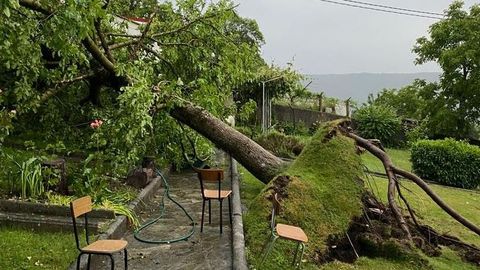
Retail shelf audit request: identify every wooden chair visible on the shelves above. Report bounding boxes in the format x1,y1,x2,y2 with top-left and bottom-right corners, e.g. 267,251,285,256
195,168,232,234
70,196,128,270
261,193,308,268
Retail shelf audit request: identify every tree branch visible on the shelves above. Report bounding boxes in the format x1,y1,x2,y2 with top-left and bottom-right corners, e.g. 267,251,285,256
19,0,116,74
343,129,412,240
82,37,116,74
393,167,480,236
341,127,480,237
18,0,51,15
94,20,115,63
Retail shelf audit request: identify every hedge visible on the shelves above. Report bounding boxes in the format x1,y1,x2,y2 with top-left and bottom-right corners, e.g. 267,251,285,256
411,139,480,189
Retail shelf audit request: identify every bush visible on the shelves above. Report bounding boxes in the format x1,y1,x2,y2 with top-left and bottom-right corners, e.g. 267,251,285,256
353,105,402,147
255,131,304,158
411,139,480,189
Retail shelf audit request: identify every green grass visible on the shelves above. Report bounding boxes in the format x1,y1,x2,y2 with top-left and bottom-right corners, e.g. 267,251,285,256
0,226,78,269
361,148,412,172
361,147,480,246
240,139,479,269
368,176,480,247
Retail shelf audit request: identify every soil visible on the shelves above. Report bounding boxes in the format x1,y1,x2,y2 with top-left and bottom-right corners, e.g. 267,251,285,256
313,192,480,267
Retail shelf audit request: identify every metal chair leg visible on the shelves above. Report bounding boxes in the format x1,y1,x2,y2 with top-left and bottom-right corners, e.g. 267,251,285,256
208,200,212,224
76,253,83,270
261,234,277,265
124,249,128,270
293,242,301,266
297,243,306,269
108,254,114,270
228,196,232,225
220,199,223,234
87,254,92,269
201,200,205,232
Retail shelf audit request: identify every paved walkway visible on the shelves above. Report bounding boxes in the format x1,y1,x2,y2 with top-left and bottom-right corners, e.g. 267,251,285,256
96,170,233,269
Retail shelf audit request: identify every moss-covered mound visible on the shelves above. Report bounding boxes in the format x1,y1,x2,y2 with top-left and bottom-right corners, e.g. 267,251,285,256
244,123,365,268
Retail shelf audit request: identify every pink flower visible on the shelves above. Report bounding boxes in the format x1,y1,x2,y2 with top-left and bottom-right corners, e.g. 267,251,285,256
90,119,103,129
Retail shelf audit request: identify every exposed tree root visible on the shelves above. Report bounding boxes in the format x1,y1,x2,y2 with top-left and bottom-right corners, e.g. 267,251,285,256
314,192,480,266
340,126,480,238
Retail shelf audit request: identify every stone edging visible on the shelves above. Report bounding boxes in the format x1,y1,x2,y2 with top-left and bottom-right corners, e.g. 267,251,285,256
230,156,248,270
68,167,169,270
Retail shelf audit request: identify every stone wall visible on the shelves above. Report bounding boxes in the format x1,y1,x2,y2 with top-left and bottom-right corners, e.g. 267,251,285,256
272,104,345,127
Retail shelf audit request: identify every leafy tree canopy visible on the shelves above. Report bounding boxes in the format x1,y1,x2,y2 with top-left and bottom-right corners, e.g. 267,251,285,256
413,1,480,138
367,79,427,119
0,0,266,173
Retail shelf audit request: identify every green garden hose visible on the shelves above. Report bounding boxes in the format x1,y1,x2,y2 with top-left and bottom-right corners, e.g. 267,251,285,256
133,169,195,244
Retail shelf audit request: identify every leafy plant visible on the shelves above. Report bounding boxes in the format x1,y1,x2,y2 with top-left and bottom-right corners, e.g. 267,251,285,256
9,156,45,199
255,131,304,158
46,191,72,206
100,199,139,228
353,105,402,147
411,139,480,189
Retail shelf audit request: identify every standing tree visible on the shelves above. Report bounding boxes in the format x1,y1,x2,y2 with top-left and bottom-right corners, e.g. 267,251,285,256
413,1,480,139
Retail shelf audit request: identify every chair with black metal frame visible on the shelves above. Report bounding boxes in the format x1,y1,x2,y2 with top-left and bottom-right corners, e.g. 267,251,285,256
194,168,232,234
70,196,128,270
261,193,308,269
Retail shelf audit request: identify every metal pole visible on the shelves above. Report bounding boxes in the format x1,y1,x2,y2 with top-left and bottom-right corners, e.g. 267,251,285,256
262,82,266,133
269,88,272,129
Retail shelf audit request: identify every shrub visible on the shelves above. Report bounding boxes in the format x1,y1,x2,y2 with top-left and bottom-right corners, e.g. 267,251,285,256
353,105,402,147
405,124,427,147
411,139,480,189
255,131,304,158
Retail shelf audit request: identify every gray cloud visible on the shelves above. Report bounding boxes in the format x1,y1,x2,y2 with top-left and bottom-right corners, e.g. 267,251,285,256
235,0,477,74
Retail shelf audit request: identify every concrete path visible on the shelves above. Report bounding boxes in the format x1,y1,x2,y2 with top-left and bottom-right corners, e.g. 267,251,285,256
96,171,233,269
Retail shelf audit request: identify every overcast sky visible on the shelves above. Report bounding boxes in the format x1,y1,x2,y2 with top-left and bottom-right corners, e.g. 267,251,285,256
234,0,477,74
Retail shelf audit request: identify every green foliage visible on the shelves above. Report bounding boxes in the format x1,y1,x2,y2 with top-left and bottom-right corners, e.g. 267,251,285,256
100,199,139,228
413,2,480,138
4,155,46,198
237,99,257,125
233,63,305,112
411,139,480,189
274,120,310,136
353,105,402,147
368,80,426,119
1,0,267,181
255,131,304,158
405,125,428,146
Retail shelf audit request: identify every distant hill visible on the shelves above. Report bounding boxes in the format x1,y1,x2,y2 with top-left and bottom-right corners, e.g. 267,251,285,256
304,72,441,102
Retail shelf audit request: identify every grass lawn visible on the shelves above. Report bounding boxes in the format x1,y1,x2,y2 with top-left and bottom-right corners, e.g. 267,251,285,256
360,148,480,247
361,148,412,172
0,226,78,269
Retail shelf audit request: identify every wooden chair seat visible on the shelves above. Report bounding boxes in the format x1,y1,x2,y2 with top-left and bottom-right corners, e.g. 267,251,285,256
276,223,308,243
203,189,232,199
82,239,128,254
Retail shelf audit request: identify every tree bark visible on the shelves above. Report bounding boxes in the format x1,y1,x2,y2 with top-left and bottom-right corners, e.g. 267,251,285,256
343,130,412,240
170,102,285,183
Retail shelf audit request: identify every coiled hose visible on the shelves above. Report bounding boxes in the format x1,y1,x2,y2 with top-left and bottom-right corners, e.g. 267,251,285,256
134,169,195,244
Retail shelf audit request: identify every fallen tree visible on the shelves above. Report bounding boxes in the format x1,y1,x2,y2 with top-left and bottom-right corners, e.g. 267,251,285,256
3,1,480,269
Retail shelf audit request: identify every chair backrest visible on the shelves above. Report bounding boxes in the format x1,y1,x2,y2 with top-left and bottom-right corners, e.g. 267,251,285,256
195,168,224,198
270,193,281,231
70,196,93,250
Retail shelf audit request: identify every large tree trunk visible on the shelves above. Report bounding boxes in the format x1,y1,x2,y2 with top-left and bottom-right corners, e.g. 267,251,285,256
170,102,285,183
